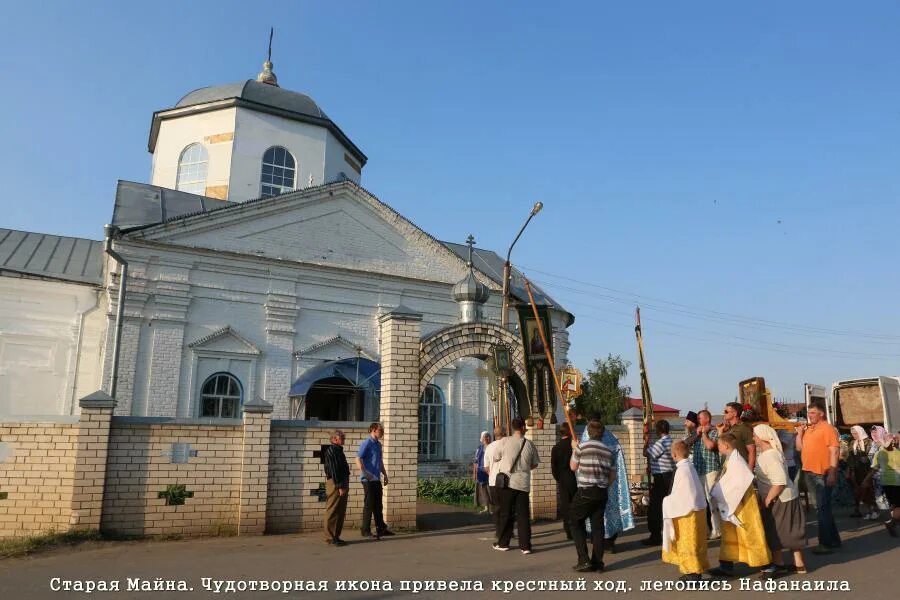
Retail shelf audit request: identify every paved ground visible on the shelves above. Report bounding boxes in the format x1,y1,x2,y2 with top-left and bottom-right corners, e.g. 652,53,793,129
1,503,897,600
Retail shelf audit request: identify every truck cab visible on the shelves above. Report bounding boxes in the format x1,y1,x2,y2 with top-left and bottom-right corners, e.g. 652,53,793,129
828,377,900,433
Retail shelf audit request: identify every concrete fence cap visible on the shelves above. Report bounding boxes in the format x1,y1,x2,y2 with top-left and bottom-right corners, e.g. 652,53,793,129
79,390,117,409
378,303,423,323
243,397,274,414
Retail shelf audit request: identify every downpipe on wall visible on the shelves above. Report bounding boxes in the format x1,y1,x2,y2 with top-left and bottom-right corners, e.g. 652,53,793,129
103,224,127,399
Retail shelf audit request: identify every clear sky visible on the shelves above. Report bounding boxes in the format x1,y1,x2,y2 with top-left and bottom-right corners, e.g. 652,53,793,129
2,1,900,412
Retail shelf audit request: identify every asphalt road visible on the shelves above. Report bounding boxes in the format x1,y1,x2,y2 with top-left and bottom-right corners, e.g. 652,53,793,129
1,504,897,600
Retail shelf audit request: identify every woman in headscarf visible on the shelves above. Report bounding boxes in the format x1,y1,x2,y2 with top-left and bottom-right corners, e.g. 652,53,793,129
580,419,635,552
473,431,492,514
847,425,876,519
709,433,771,577
752,424,808,576
866,427,900,537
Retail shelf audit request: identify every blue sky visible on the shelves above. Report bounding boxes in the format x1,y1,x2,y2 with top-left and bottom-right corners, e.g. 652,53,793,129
2,1,900,412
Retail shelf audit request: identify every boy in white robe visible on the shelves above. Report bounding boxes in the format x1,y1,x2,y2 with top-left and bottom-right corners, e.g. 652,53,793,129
709,433,772,576
662,440,710,581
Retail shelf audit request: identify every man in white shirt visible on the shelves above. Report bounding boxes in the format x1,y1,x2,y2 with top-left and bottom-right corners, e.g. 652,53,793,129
493,419,540,554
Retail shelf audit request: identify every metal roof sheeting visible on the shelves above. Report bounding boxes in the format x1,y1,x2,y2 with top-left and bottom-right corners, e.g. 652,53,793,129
176,80,328,119
0,229,103,285
112,180,231,230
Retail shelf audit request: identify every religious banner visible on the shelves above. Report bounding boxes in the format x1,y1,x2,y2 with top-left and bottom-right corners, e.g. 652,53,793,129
516,304,556,424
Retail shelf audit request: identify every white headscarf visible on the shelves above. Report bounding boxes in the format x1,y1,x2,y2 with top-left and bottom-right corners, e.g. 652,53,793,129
753,424,783,455
850,425,869,452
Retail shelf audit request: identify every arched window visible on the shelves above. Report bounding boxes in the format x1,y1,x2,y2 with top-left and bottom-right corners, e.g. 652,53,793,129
200,372,242,418
260,146,296,198
419,384,445,459
176,143,209,195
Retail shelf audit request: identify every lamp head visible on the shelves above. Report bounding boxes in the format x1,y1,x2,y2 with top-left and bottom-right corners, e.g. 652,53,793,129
531,201,543,216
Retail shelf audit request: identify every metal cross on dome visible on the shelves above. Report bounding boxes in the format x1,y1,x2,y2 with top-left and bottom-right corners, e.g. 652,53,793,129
465,234,475,266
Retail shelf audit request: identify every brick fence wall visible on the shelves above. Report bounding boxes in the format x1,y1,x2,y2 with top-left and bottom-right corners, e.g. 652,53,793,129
101,419,243,537
0,418,78,538
0,392,676,540
266,422,369,534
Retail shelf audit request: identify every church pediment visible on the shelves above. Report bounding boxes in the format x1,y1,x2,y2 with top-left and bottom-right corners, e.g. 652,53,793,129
188,326,260,355
295,335,375,362
125,182,499,288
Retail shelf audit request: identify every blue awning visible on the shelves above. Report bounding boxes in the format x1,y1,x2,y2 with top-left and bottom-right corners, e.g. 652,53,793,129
289,357,381,397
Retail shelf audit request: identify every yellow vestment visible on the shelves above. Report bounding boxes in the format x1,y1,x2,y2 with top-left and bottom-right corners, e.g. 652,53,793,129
719,488,772,567
661,509,710,574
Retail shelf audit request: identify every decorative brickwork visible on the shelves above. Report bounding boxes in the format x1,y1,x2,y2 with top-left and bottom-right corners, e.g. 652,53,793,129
101,419,243,537
419,323,526,394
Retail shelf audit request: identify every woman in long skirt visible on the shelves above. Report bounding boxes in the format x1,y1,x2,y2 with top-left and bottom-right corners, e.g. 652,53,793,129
752,425,807,577
848,426,876,519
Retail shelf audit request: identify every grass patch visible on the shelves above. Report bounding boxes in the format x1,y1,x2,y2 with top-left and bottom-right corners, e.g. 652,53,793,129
0,530,103,559
417,478,477,507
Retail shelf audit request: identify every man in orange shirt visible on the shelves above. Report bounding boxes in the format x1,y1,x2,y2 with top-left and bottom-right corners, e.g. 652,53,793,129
795,400,841,554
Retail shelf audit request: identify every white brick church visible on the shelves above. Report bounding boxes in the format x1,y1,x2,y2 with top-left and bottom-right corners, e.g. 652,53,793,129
0,56,573,474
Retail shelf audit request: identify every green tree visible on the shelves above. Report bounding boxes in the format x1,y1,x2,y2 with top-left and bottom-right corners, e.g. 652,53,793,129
576,354,631,426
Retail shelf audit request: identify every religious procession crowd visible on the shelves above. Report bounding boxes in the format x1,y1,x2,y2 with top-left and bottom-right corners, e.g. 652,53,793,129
469,400,900,580
311,403,899,582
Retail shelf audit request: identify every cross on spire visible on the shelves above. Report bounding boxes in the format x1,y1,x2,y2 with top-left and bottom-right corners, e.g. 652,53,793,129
465,234,475,266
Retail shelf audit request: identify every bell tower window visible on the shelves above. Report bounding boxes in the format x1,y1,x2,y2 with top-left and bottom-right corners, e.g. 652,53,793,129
260,146,296,198
175,143,209,195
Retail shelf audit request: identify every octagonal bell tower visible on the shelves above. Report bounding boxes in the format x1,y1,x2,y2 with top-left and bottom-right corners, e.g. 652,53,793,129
148,45,367,202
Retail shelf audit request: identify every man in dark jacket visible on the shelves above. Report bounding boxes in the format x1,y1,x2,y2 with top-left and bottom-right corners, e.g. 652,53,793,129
552,422,578,540
322,430,351,546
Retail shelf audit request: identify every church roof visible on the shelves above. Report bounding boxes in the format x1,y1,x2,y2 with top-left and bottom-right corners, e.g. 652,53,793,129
175,80,327,119
112,180,572,322
0,228,103,286
149,80,367,165
111,180,230,230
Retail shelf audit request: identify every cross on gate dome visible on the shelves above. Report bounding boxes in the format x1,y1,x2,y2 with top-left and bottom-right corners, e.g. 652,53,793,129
452,235,490,323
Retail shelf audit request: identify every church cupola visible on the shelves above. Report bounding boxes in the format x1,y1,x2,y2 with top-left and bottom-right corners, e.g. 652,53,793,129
148,31,366,203
452,235,490,323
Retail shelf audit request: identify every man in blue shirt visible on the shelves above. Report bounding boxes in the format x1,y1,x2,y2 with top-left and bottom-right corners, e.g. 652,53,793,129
356,422,393,539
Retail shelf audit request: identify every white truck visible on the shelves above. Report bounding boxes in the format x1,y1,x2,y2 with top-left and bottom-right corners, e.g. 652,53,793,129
826,377,900,433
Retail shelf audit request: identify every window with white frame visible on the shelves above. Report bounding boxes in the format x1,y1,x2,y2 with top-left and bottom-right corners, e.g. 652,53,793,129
418,384,445,459
260,146,296,198
200,372,242,418
176,143,209,194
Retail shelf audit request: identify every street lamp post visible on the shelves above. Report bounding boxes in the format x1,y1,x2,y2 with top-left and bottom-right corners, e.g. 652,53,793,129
498,201,543,428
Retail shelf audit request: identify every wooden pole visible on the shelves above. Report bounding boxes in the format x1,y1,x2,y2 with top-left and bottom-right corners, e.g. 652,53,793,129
523,279,576,438
635,306,654,483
